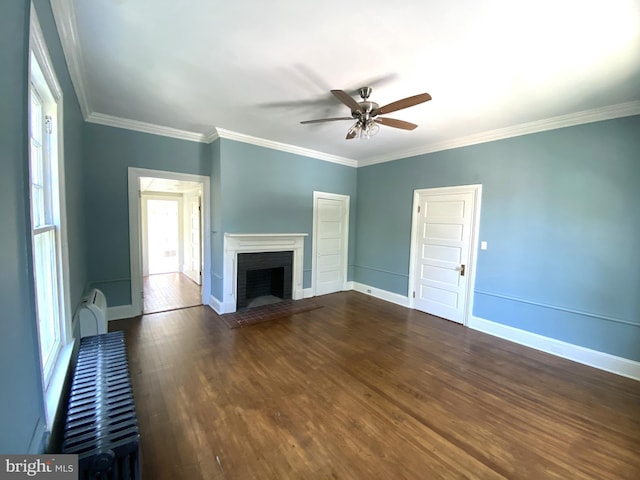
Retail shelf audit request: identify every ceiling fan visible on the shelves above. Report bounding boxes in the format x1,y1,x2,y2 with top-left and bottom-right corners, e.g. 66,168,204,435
300,87,432,140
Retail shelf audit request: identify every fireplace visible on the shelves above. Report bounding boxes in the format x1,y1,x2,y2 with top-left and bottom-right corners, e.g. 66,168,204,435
222,233,307,313
236,251,293,310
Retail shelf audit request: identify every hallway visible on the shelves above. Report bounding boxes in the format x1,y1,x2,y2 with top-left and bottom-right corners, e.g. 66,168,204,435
143,272,201,314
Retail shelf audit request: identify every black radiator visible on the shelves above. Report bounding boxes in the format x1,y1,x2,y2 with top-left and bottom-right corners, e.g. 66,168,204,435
62,331,140,479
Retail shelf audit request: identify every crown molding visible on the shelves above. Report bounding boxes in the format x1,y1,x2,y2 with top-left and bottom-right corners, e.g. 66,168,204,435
215,128,358,167
358,100,640,167
83,115,357,166
203,128,220,143
50,0,91,119
87,113,209,143
46,0,638,169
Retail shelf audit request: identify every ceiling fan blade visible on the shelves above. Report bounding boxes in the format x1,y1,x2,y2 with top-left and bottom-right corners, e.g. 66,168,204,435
375,93,432,115
331,89,362,113
300,117,353,124
375,117,418,131
346,129,357,140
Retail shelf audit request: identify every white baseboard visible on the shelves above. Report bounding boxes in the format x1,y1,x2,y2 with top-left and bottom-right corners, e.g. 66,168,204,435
351,282,410,308
108,283,639,381
208,295,224,315
468,315,640,381
349,283,639,381
107,304,139,321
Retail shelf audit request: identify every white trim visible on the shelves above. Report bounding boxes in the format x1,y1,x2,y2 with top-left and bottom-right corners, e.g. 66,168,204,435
351,282,410,308
128,168,211,317
30,5,76,431
311,191,350,296
303,288,314,299
83,115,359,166
30,6,73,342
88,112,209,143
208,295,223,315
50,0,91,119
407,184,482,326
349,282,640,381
47,0,639,172
222,233,308,314
42,340,74,433
468,316,640,381
358,101,640,167
203,128,220,143
216,128,357,167
107,304,139,321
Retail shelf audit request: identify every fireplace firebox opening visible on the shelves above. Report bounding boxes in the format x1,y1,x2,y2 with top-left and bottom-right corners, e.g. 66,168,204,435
236,251,293,310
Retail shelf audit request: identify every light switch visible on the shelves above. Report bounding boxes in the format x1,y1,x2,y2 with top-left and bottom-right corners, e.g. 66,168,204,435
480,241,488,250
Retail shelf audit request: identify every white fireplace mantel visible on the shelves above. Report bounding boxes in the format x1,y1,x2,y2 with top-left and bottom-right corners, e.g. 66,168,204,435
222,233,308,313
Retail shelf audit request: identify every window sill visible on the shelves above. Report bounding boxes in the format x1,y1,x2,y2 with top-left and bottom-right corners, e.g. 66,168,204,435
44,339,75,430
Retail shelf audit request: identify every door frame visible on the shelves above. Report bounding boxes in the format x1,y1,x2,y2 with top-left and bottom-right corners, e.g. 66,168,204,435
182,188,203,285
407,184,482,326
311,191,350,297
128,167,211,317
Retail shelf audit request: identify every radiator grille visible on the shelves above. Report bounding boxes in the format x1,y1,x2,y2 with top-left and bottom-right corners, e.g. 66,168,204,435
62,331,140,479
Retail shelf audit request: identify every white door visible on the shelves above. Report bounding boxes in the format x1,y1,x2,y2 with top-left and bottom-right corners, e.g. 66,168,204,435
313,192,349,296
410,187,478,324
185,196,202,285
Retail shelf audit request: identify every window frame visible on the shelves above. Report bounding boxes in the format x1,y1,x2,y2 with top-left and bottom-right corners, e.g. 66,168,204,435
29,3,74,429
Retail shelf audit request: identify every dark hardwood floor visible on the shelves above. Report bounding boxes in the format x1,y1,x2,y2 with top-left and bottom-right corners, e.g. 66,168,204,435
143,272,201,314
110,292,640,479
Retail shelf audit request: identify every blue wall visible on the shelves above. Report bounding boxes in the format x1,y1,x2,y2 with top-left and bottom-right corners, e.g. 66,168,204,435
1,0,635,457
216,139,358,295
82,131,358,307
355,116,640,361
0,0,88,453
83,124,211,305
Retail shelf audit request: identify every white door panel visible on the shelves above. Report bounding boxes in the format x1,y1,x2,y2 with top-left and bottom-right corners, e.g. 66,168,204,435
412,191,476,323
313,193,349,296
318,237,342,252
318,253,341,268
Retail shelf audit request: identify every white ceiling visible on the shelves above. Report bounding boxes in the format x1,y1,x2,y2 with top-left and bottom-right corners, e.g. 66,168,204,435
53,0,640,165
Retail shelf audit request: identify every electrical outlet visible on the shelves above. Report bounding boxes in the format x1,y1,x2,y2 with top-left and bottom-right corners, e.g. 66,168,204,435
366,289,372,294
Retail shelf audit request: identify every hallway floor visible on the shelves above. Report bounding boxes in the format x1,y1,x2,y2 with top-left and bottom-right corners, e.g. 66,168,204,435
143,272,201,314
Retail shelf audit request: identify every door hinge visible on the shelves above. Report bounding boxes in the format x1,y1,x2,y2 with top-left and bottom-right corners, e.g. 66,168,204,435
412,291,416,298
417,205,421,213
45,115,53,134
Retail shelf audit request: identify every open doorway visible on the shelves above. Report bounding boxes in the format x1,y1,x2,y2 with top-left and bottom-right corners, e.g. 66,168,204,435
140,177,203,314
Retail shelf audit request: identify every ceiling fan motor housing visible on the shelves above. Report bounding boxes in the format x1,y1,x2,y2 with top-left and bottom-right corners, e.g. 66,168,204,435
353,101,379,118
